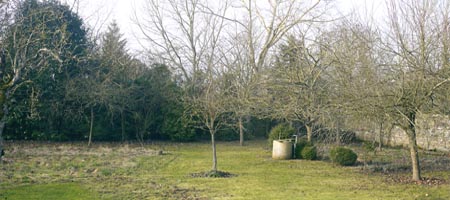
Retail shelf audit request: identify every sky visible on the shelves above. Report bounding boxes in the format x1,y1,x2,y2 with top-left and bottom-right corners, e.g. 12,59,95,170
63,0,385,53
63,0,142,51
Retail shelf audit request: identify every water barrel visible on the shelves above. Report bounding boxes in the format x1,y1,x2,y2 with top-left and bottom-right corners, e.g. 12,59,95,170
272,140,293,160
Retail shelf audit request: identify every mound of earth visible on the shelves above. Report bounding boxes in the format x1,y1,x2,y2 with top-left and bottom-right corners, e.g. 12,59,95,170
191,170,236,178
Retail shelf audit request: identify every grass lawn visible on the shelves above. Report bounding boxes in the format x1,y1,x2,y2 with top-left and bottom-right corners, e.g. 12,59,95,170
0,183,99,200
1,140,449,199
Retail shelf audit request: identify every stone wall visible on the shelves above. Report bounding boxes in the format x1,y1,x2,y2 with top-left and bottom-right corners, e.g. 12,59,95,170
355,114,450,152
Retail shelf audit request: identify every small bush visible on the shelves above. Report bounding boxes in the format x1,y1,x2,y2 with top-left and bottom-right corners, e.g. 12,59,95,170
267,123,295,146
363,141,376,153
330,147,358,166
295,139,312,159
301,146,317,160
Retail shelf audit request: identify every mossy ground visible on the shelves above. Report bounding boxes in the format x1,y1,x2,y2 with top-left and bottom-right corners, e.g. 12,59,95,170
0,140,449,199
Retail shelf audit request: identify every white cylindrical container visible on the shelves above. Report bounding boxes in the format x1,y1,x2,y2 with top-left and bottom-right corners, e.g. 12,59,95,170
272,140,293,160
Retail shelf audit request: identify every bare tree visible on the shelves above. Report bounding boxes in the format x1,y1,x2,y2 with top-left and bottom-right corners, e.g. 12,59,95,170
330,1,450,181
232,0,328,72
269,32,332,142
219,0,330,145
381,0,450,181
323,18,388,143
136,0,231,172
220,32,257,146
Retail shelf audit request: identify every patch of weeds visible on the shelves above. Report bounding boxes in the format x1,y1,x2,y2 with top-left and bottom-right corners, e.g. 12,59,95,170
366,163,411,174
5,172,14,180
21,176,33,183
100,168,113,176
55,161,68,171
191,170,236,178
421,156,450,171
385,175,447,186
19,165,33,173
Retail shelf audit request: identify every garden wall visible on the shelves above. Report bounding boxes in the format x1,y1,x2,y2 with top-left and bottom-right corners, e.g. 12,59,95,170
355,114,450,152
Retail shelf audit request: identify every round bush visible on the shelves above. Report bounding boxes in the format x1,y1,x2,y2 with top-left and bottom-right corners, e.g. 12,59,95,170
295,139,312,159
301,146,317,160
330,147,358,166
268,123,295,146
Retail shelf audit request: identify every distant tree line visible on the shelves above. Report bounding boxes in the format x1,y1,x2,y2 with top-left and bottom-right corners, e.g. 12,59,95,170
0,0,271,145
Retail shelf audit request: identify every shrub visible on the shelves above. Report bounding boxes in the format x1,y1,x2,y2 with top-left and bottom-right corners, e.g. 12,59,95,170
301,146,317,160
295,139,312,159
312,128,356,144
330,147,358,166
168,128,197,142
338,130,357,144
267,123,295,146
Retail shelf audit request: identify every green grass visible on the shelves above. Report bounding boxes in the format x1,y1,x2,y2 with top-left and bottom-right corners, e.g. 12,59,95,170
0,183,99,200
1,140,449,199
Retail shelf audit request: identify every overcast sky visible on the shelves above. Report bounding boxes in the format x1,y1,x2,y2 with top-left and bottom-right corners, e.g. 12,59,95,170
64,0,385,53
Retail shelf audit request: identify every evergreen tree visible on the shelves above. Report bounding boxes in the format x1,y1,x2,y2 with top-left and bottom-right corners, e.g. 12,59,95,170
99,20,132,141
1,0,89,147
131,63,195,142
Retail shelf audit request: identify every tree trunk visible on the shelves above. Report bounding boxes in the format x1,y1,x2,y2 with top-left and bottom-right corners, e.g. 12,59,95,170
403,112,421,181
408,132,421,181
88,107,94,147
0,89,9,159
305,124,312,142
239,116,244,146
378,122,383,151
335,129,340,146
0,120,5,160
211,131,217,172
121,110,125,141
406,115,421,181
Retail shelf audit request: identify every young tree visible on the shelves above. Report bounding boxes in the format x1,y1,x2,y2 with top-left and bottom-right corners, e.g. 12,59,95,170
137,0,231,172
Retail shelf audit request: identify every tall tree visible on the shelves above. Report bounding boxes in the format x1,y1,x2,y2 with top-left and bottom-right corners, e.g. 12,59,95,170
65,20,133,145
130,63,192,143
0,0,88,151
323,20,386,144
222,0,330,145
99,20,132,141
381,0,450,181
220,33,256,146
0,0,10,157
329,1,450,181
